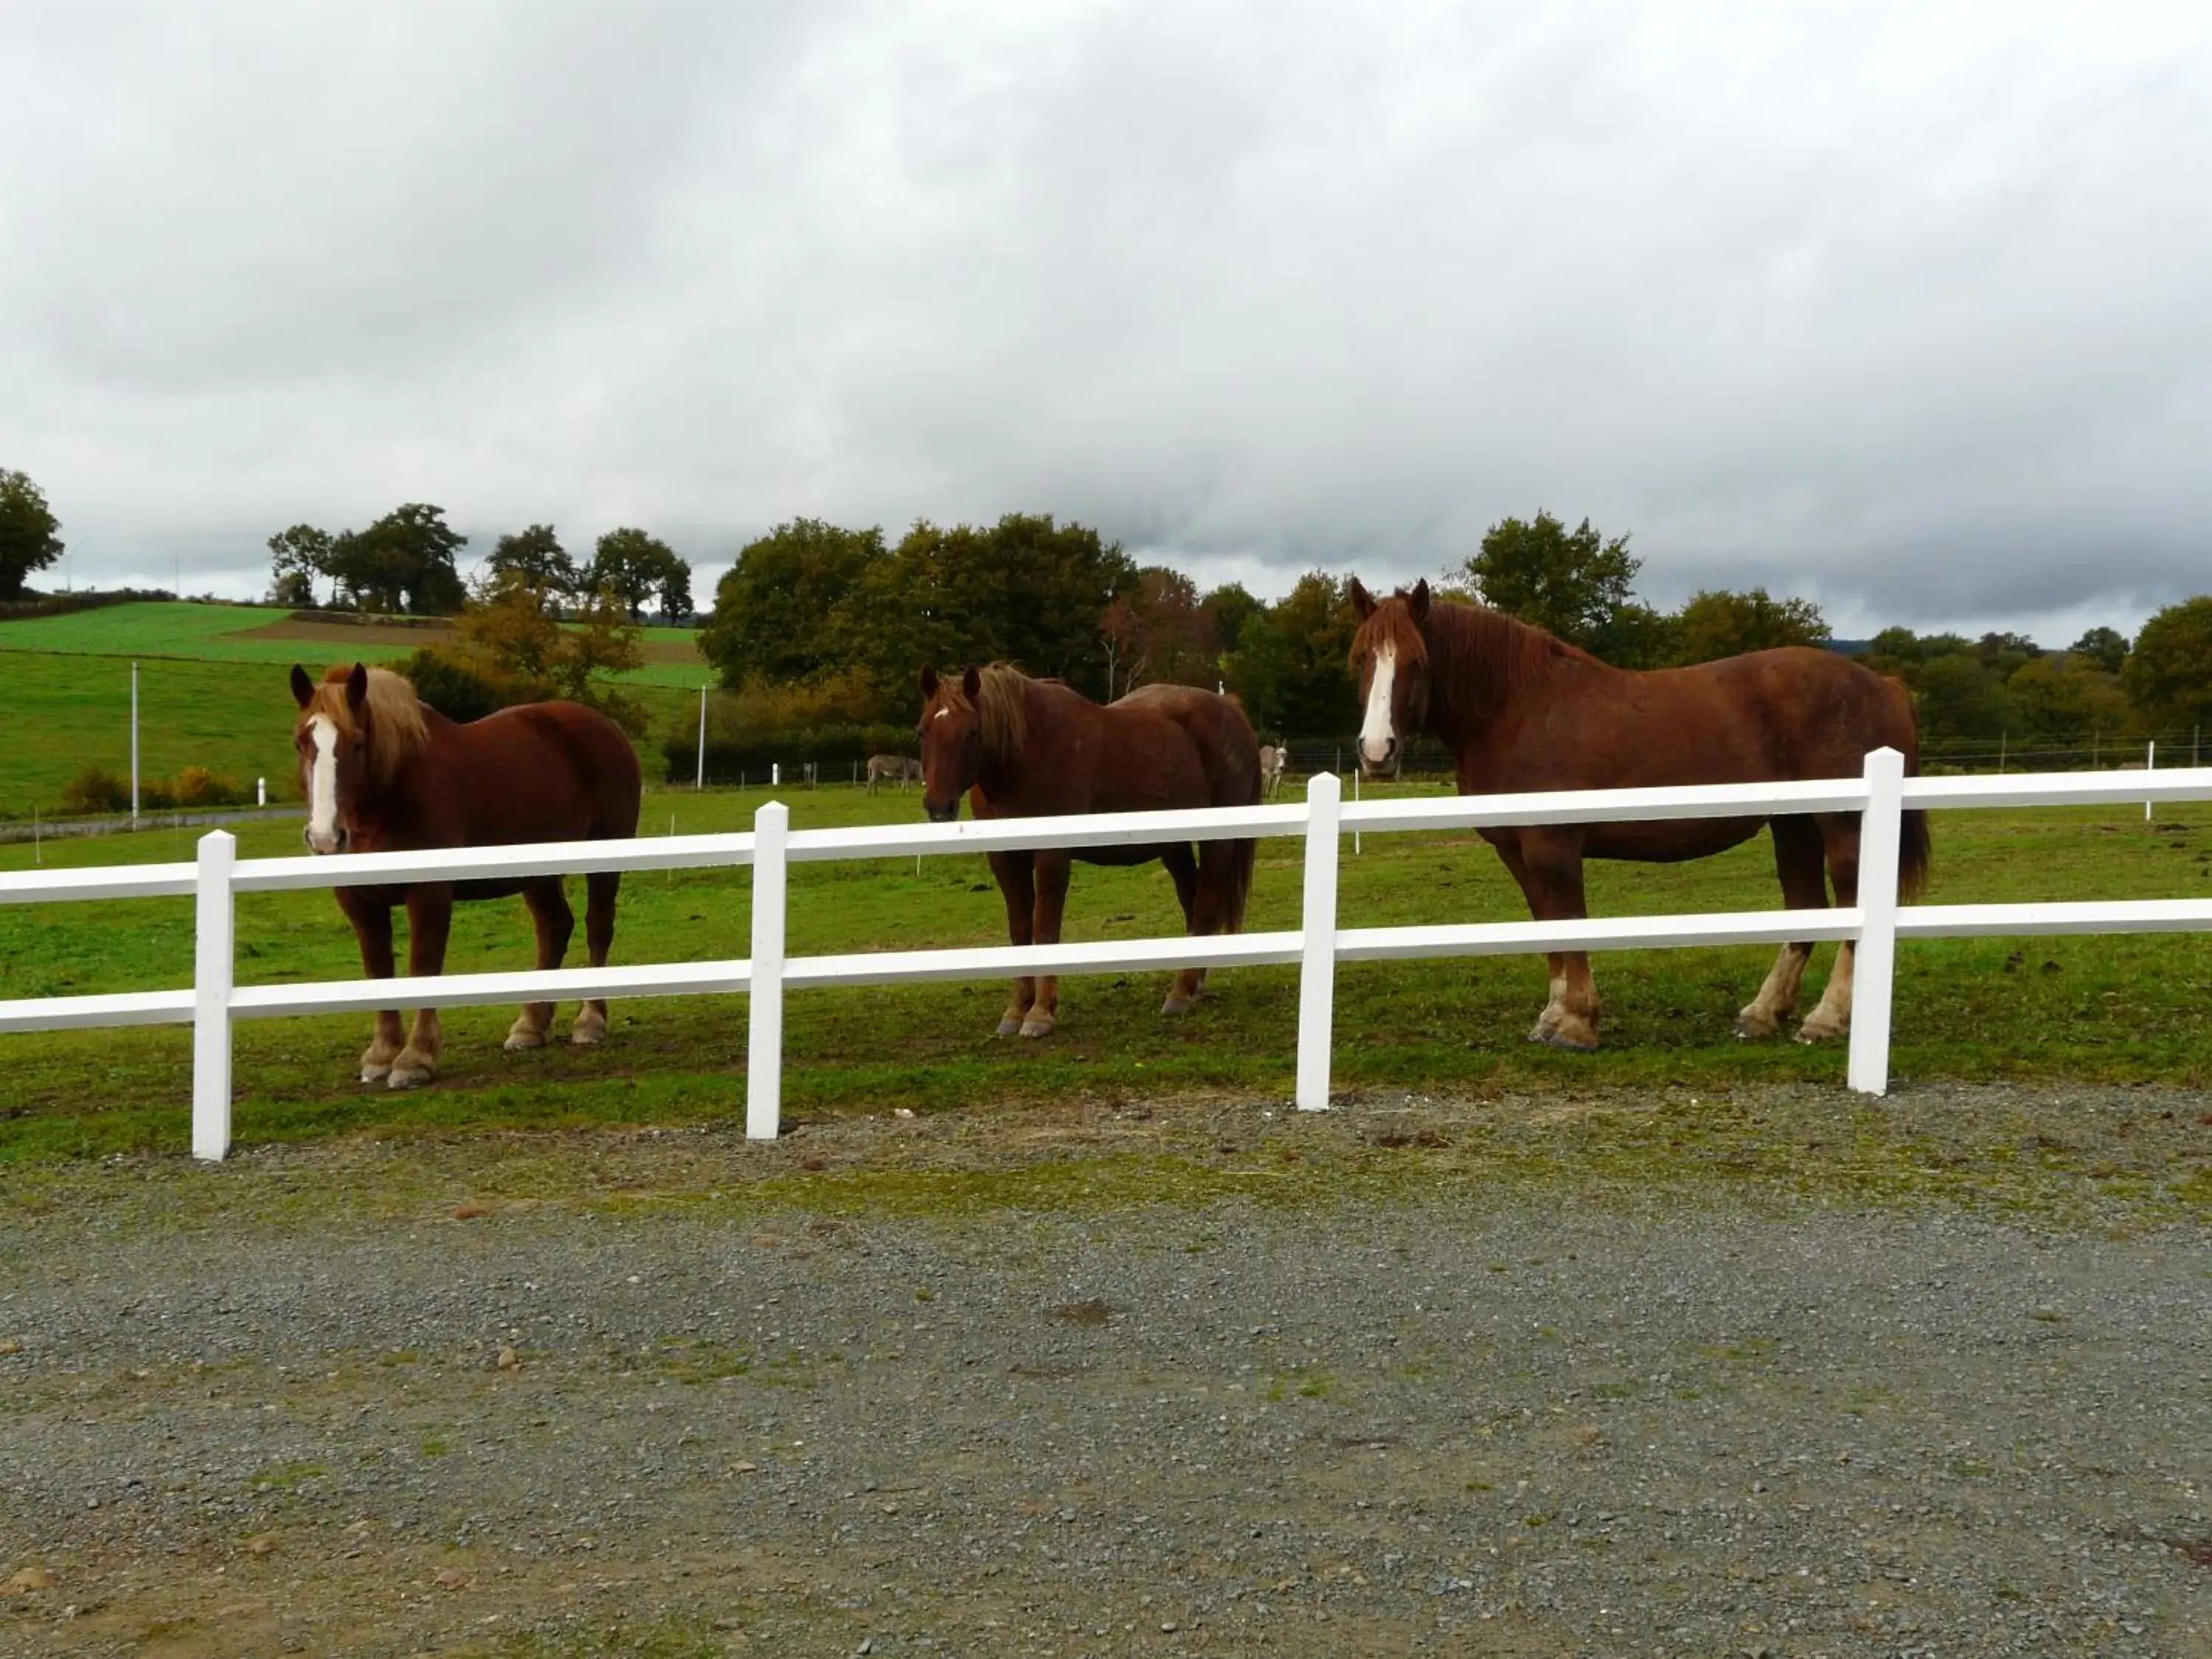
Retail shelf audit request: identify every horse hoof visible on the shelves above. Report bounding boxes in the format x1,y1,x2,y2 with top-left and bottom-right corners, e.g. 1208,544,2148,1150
386,1063,436,1091
359,1063,391,1084
504,1029,546,1053
1018,1016,1055,1040
1733,1012,1781,1041
1161,995,1194,1017
1539,1031,1599,1053
570,1018,608,1048
1795,1019,1845,1045
995,1016,1023,1038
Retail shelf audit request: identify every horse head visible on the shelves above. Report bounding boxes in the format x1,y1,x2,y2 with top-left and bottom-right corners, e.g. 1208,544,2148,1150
291,661,372,853
916,664,984,823
1349,577,1431,777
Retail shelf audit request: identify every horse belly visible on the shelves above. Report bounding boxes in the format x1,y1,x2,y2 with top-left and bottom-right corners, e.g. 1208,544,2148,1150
1074,843,1178,870
1582,816,1765,863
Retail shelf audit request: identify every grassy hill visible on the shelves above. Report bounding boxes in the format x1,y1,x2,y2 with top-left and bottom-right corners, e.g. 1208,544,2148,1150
0,602,706,817
0,601,712,686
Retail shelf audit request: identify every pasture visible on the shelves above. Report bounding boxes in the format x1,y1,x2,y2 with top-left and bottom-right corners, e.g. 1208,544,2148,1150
4,779,2211,1167
0,625,703,819
0,599,712,684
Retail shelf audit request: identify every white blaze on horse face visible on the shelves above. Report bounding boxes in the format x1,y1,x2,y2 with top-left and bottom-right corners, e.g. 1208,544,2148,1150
306,714,342,854
1358,645,1398,768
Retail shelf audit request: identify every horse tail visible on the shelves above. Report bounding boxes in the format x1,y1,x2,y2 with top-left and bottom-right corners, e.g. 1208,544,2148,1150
1885,673,1932,902
1227,833,1256,933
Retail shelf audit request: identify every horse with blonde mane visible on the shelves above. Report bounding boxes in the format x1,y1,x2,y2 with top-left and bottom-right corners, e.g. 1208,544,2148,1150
1347,581,1929,1050
289,662,643,1088
917,664,1261,1037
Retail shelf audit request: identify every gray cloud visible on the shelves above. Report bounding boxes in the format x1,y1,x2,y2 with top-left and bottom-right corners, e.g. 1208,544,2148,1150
4,0,2208,641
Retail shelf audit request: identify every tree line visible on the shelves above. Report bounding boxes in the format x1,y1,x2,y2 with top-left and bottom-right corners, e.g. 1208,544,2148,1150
7,462,2210,761
266,507,693,622
697,506,2212,752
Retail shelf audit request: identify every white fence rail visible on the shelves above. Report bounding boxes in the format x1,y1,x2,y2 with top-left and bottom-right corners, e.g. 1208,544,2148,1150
5,748,2212,1162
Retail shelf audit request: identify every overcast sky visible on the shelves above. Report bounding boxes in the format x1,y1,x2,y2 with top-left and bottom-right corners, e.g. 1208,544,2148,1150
3,1,2208,641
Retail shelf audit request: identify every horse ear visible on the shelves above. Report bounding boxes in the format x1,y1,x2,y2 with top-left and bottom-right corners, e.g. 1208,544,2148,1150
961,664,982,701
918,665,939,700
289,664,315,709
1408,578,1430,624
1350,579,1377,621
346,661,369,716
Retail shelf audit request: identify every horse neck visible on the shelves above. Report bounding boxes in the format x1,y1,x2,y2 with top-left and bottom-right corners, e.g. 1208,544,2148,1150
975,677,1060,801
1422,603,1568,748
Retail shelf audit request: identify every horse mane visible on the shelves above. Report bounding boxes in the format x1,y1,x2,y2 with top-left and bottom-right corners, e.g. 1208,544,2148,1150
1365,594,1583,730
306,666,431,785
933,662,1031,760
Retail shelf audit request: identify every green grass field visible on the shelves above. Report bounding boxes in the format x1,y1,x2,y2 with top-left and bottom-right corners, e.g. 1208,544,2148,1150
0,637,699,818
3,779,2208,1163
0,599,712,684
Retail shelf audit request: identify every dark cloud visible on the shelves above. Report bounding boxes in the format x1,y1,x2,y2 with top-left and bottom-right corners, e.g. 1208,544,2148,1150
3,1,2206,640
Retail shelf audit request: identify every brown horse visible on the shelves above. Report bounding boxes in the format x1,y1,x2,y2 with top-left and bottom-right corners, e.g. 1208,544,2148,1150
917,664,1262,1037
290,663,643,1087
1347,581,1929,1049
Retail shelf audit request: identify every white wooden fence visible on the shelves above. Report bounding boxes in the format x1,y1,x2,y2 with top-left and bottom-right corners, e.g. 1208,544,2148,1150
4,747,2212,1163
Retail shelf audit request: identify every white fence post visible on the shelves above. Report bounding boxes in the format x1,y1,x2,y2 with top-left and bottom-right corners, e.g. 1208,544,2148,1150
1847,747,1905,1096
2146,739,2155,823
1295,771,1343,1111
746,801,789,1140
191,830,237,1161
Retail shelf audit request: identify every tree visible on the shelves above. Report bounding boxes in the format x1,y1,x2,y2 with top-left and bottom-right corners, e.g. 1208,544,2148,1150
1912,652,2014,741
436,567,648,734
326,504,467,614
2006,654,2132,743
2121,597,2212,732
2069,625,2130,675
265,524,335,608
0,468,64,599
1200,582,1264,656
1221,571,1359,737
1973,630,2040,684
873,513,1137,700
698,519,885,689
1458,510,1640,652
487,524,578,607
1671,587,1829,664
582,527,691,622
1101,566,1215,695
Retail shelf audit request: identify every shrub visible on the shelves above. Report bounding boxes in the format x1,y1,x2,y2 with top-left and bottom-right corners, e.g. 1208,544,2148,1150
59,765,130,815
394,646,543,724
173,765,247,808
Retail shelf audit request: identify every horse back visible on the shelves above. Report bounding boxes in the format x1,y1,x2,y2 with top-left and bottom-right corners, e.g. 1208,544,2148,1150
416,701,643,846
1103,684,1263,809
1495,647,1916,790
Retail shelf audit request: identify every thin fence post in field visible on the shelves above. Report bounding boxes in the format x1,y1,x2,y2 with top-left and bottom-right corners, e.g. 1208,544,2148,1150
746,800,789,1141
1295,771,1343,1112
1847,747,1905,1097
2146,740,2155,823
192,830,237,1162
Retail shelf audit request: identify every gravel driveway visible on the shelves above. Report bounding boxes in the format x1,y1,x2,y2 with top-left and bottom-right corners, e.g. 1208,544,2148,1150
1,1082,2208,1658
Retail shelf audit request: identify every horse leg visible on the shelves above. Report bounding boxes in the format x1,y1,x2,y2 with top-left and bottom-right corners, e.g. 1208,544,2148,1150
990,850,1037,1037
1737,817,1826,1039
506,878,572,1051
1160,843,1203,1013
1020,850,1072,1039
1798,815,1863,1042
571,871,621,1046
340,889,405,1083
389,885,453,1089
1496,830,1600,1050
